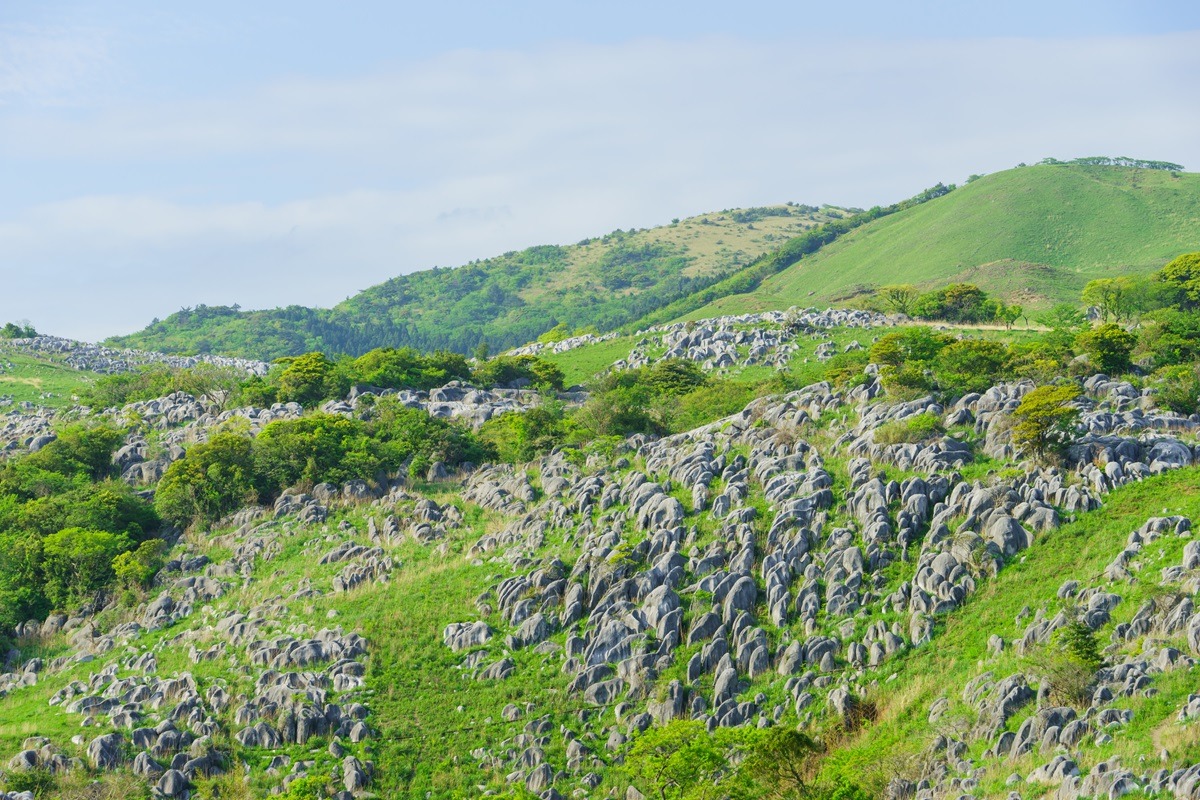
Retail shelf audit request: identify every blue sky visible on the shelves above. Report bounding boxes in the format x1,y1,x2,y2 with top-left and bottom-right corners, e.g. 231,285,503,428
3,1,1200,340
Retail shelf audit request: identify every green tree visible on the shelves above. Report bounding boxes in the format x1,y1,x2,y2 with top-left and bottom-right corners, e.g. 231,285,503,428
877,284,919,315
868,328,953,367
1034,620,1104,707
624,720,735,800
276,352,344,405
254,413,379,494
933,339,1010,395
41,527,132,609
112,540,168,591
739,726,822,799
537,322,572,344
1076,322,1137,374
644,359,708,396
1010,384,1081,458
1157,251,1200,309
478,403,569,464
155,433,259,528
1081,278,1132,322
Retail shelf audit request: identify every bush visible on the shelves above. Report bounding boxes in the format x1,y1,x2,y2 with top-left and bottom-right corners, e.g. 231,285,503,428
1152,364,1200,415
874,412,945,445
911,283,994,323
933,339,1010,395
478,403,570,464
254,414,379,494
1010,384,1081,458
41,527,133,609
276,352,346,406
472,355,565,391
1076,323,1137,374
351,347,471,391
869,328,953,366
155,433,259,528
1035,620,1104,707
670,380,755,432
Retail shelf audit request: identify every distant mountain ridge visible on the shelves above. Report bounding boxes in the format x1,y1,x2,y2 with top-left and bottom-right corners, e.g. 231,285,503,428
108,205,847,361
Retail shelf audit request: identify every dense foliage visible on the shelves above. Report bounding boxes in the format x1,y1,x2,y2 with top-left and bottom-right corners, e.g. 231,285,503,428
0,425,161,627
0,322,38,339
82,347,564,410
156,402,491,529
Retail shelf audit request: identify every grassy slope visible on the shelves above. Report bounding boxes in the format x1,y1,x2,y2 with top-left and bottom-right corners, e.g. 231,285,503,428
683,165,1200,319
827,467,1200,793
108,206,847,361
0,348,96,407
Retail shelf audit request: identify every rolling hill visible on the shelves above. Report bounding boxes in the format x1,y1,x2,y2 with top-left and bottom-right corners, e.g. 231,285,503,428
678,162,1200,320
109,162,1200,363
107,204,848,361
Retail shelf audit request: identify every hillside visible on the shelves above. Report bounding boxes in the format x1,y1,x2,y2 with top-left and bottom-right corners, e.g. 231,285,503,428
107,205,847,361
4,292,1200,797
679,163,1200,319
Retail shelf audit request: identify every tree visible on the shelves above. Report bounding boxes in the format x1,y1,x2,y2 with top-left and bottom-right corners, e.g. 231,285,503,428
41,527,132,609
624,721,734,800
276,352,342,406
1010,384,1081,458
155,433,259,528
739,726,822,799
1157,251,1200,309
933,339,1010,395
1076,323,1137,374
998,303,1022,330
877,284,919,316
1081,278,1134,322
1033,619,1104,707
537,322,571,344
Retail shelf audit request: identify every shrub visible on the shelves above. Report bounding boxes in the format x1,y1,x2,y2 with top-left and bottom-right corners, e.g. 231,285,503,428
472,355,565,391
478,403,570,464
1035,620,1104,707
874,412,945,445
1076,323,1137,374
670,380,755,432
155,433,259,528
254,414,379,494
1010,384,1081,458
869,328,953,366
1151,364,1200,415
41,527,133,609
933,339,1010,395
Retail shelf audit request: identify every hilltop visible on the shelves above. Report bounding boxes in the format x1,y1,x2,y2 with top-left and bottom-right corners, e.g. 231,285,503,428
108,204,848,361
680,163,1200,319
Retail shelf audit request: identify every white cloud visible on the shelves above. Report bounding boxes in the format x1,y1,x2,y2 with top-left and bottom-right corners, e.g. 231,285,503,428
1,33,1199,340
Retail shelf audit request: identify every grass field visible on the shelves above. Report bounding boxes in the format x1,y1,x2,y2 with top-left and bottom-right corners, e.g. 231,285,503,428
683,164,1200,320
0,348,96,407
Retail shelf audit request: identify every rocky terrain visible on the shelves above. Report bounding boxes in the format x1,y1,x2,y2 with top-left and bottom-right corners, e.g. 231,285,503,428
1,313,1199,799
0,337,270,377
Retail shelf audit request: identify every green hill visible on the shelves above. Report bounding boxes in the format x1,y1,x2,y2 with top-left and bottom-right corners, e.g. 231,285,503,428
677,163,1200,319
107,205,847,361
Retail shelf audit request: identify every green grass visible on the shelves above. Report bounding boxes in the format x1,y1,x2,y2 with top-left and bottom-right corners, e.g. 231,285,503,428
821,467,1200,792
685,164,1200,319
0,349,96,407
542,334,641,386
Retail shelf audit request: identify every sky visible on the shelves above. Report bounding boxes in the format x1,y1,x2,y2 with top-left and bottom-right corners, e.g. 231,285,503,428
2,1,1200,341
